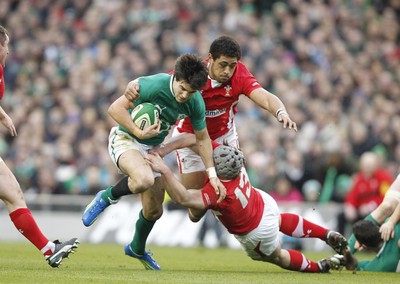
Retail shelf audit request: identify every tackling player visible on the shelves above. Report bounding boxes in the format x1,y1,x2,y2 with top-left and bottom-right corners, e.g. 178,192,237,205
124,36,297,190
0,25,78,268
145,144,348,273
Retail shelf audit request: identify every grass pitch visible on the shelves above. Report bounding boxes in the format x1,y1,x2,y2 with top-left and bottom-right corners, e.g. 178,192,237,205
0,242,397,284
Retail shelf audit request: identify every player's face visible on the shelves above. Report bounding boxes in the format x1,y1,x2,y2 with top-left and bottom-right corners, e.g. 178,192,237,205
173,79,197,103
207,54,238,83
0,34,9,67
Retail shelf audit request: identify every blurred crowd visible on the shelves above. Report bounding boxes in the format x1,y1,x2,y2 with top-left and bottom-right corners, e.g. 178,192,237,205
0,0,399,211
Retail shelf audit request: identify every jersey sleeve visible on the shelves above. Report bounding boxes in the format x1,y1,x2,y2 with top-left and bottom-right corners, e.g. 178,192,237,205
201,183,219,209
236,63,262,97
136,76,159,103
188,93,206,131
356,258,393,272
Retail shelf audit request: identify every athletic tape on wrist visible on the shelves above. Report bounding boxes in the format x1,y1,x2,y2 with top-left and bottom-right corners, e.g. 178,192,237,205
206,167,217,179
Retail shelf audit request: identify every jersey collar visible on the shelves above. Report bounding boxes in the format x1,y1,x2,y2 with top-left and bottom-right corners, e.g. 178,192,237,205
209,76,222,88
170,74,176,97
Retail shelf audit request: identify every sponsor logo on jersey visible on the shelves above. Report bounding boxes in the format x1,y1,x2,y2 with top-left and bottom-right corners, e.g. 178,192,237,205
205,108,226,117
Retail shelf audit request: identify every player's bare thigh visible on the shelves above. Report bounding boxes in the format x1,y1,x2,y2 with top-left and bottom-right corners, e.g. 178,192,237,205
181,171,207,189
0,160,26,211
118,149,155,193
140,177,165,221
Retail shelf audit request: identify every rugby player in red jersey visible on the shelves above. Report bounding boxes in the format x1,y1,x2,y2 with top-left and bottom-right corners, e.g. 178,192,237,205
0,25,78,268
125,36,297,190
145,144,347,273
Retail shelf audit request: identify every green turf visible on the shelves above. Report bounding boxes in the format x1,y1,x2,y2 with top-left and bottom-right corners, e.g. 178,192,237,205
0,242,397,284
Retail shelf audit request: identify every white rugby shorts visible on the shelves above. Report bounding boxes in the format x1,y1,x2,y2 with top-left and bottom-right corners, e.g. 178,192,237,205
234,189,281,260
174,126,239,174
107,126,160,177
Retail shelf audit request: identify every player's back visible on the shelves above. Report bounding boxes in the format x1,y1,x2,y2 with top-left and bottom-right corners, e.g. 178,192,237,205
201,169,264,235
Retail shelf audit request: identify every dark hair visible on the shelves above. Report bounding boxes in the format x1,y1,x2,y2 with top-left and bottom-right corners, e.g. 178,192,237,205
174,54,208,90
353,220,382,248
209,36,241,60
0,25,9,46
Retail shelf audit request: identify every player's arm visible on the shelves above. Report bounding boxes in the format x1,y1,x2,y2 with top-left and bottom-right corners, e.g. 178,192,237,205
380,200,400,241
249,88,297,131
145,153,206,210
194,128,226,202
0,105,17,136
124,79,140,107
150,132,197,157
108,95,160,140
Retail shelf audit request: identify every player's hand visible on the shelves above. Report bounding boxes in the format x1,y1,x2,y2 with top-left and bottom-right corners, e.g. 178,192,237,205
380,220,395,241
343,248,357,270
140,120,161,139
145,153,169,174
124,80,140,107
277,113,297,132
209,177,226,203
0,114,17,136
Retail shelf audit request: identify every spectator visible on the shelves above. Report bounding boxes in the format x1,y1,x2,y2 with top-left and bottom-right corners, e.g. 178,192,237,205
269,175,303,203
0,0,398,197
337,152,394,236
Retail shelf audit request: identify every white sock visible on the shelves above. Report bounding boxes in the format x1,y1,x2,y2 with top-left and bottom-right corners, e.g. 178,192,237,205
41,241,56,255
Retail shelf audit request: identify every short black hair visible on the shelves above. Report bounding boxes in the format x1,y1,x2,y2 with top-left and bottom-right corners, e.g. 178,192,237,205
0,25,9,46
353,220,382,248
174,53,208,90
209,36,241,60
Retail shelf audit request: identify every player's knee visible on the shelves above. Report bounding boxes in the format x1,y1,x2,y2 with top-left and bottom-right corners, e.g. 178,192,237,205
128,175,155,193
142,205,163,221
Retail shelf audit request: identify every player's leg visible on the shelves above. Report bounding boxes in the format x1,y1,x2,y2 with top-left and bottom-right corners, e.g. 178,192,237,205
0,160,78,267
83,127,156,226
279,213,348,254
264,246,340,273
347,174,400,253
236,190,335,273
125,177,164,270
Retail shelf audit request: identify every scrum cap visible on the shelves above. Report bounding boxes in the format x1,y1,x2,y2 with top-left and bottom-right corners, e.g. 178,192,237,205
213,145,244,179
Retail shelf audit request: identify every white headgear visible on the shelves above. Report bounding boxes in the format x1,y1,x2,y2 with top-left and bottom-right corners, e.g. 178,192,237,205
213,145,244,179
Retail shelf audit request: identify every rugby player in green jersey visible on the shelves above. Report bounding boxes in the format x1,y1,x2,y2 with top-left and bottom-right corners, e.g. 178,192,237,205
343,218,400,272
82,54,226,270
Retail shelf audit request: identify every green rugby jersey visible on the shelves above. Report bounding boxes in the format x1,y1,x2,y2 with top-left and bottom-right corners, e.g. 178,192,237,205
119,73,206,146
356,223,400,272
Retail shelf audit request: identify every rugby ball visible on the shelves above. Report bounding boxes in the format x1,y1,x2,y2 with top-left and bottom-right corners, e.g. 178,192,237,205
131,103,159,130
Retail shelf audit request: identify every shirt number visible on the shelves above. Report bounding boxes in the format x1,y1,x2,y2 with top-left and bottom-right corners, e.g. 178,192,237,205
234,171,251,209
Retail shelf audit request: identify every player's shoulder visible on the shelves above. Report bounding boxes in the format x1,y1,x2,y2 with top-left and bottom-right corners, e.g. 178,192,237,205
141,73,171,81
233,61,252,77
231,61,259,89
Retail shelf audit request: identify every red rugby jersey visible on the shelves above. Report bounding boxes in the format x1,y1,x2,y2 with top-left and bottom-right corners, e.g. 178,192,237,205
176,61,261,140
201,168,264,235
345,168,394,210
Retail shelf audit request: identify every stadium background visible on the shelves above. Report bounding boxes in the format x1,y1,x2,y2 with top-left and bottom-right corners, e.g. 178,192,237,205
0,0,399,248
